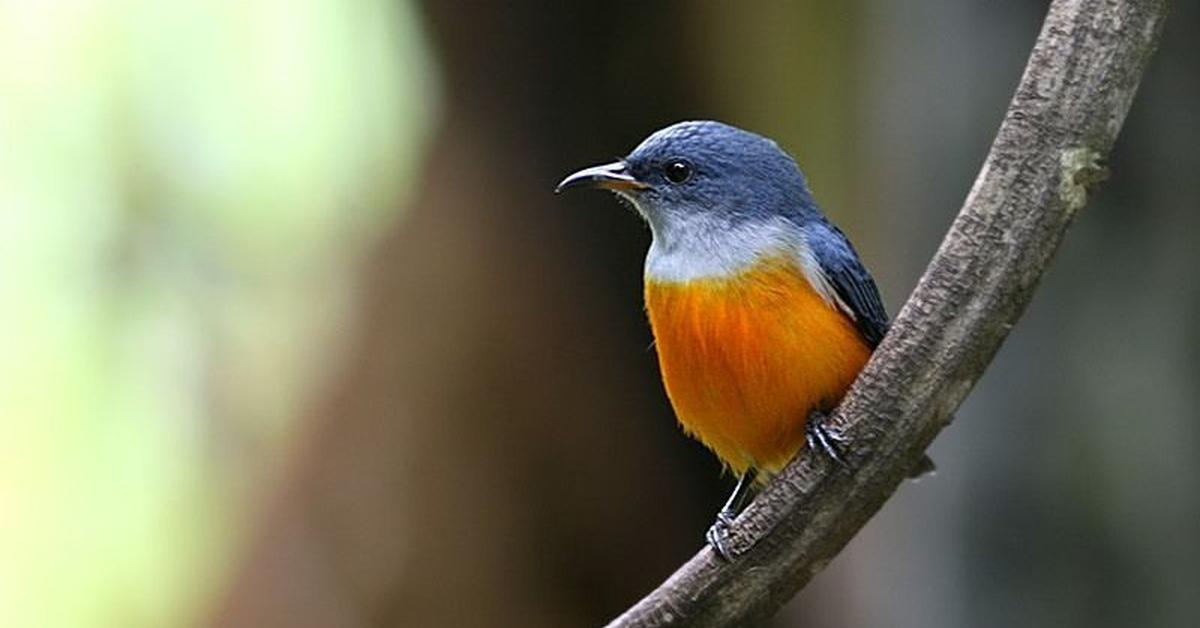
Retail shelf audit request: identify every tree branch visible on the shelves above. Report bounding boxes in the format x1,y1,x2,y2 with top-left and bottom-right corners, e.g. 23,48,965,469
606,1,1169,626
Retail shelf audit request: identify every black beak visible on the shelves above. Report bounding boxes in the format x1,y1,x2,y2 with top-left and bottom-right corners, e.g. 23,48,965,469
555,161,648,194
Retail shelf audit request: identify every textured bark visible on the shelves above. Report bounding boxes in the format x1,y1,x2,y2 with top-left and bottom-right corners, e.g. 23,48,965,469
607,1,1169,626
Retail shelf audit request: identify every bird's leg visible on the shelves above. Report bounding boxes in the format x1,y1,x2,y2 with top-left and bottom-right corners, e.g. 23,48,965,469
805,409,851,470
806,410,936,478
705,470,757,560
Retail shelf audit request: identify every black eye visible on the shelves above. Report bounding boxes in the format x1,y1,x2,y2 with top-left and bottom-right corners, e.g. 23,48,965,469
663,160,692,184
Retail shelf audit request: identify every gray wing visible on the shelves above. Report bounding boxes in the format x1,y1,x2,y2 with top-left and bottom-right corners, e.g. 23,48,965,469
807,221,889,348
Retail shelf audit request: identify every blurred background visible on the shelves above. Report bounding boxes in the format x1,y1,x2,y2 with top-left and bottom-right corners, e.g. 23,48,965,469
1,1,1196,627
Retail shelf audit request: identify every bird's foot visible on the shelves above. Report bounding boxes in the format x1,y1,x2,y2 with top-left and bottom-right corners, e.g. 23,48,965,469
705,510,737,561
805,410,851,471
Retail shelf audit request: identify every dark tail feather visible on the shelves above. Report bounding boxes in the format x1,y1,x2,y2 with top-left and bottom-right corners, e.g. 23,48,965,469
907,454,937,480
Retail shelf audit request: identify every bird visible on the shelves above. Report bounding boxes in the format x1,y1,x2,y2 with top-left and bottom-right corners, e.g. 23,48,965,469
556,121,930,558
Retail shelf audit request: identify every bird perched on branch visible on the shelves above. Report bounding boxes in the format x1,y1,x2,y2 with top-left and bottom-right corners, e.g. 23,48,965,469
557,121,930,558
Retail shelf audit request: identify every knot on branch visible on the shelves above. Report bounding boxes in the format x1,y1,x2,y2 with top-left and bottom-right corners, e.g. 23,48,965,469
1059,147,1109,212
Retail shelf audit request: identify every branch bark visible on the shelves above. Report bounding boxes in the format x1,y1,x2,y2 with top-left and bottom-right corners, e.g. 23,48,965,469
607,1,1169,626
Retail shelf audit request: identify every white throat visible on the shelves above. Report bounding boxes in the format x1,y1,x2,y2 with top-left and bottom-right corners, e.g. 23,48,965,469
643,214,800,280
642,213,847,314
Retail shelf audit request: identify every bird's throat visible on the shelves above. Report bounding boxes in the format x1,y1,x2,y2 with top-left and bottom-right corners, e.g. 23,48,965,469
643,216,807,283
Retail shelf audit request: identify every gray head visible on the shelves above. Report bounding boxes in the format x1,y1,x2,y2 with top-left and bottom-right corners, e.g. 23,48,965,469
557,121,822,234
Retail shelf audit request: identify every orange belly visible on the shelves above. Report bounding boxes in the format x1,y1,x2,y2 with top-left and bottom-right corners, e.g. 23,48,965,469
645,256,872,476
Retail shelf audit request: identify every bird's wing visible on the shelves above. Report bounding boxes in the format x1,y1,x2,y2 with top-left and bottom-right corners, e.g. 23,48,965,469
807,222,935,473
806,221,890,348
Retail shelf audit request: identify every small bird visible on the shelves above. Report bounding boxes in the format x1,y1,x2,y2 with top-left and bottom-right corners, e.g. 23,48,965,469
557,121,929,558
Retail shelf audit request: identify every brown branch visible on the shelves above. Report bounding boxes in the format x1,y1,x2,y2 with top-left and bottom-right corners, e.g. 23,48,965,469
606,1,1169,626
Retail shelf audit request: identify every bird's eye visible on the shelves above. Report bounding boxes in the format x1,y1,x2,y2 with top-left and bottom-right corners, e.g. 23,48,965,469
663,160,692,184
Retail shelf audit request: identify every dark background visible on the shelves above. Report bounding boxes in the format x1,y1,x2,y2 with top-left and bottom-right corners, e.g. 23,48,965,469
216,2,1200,626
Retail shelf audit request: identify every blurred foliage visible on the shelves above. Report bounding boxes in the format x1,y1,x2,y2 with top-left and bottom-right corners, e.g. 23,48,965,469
0,1,434,625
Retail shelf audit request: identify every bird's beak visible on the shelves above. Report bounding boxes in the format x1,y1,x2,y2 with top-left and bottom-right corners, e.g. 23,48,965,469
555,161,648,194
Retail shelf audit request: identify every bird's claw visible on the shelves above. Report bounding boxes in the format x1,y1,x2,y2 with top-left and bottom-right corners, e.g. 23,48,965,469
705,511,736,560
806,411,851,470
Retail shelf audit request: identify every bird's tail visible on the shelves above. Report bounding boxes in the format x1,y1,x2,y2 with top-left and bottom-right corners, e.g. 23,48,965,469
907,453,937,480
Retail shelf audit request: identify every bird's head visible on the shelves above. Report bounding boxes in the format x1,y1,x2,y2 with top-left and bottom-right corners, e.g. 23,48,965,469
557,121,819,238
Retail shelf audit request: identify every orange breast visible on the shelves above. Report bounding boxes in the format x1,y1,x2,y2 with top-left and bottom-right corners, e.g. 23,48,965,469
644,256,872,476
